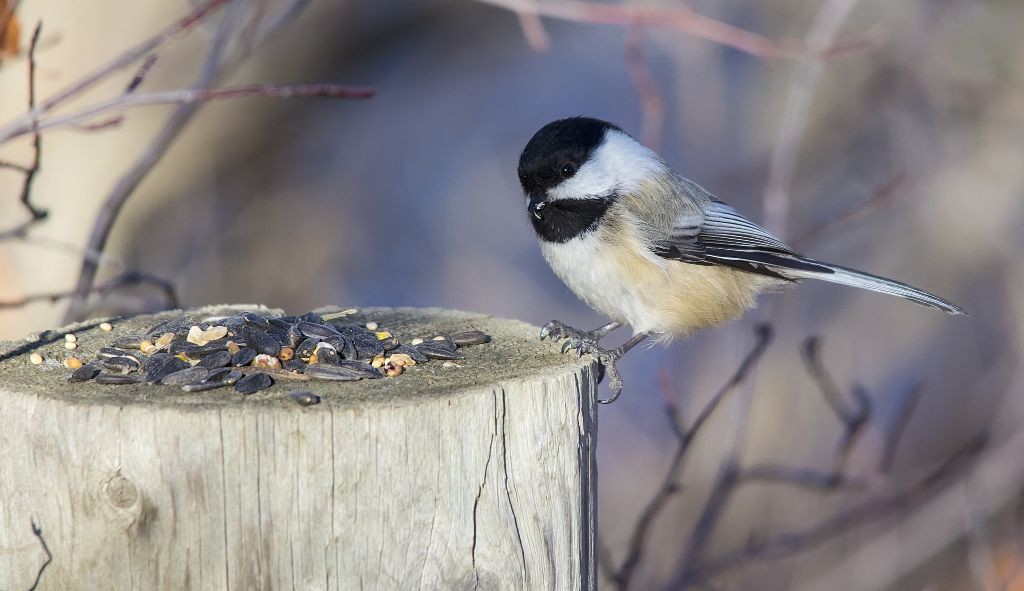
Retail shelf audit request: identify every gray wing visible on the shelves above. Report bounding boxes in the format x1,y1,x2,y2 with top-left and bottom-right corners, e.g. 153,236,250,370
652,198,831,281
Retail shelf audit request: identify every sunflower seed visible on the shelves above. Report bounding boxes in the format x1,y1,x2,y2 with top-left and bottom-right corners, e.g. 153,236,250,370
98,347,139,361
391,343,428,363
306,361,381,381
101,356,141,375
243,325,282,357
231,348,257,367
300,311,325,324
146,316,192,337
96,373,144,385
160,366,210,386
198,350,232,370
68,363,102,383
235,372,274,395
238,311,271,328
296,338,320,360
282,358,306,373
313,342,341,365
206,368,233,382
450,330,491,346
286,324,304,348
297,321,341,340
290,390,321,406
145,356,190,384
415,340,461,360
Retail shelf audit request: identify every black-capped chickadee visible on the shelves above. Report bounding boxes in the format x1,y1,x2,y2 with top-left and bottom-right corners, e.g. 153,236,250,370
518,116,965,403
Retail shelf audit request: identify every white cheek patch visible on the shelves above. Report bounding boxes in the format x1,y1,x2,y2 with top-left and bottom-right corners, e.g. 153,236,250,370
547,130,666,201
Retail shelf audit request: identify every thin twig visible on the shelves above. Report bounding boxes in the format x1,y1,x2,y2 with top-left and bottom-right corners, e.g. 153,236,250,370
792,170,909,249
474,0,876,60
608,325,774,589
516,8,550,52
0,83,374,142
877,381,925,474
762,0,863,240
27,518,52,591
740,463,866,492
689,433,987,581
624,27,664,151
0,270,179,310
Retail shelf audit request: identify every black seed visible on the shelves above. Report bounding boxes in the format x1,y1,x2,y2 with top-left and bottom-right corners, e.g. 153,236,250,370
242,325,282,357
286,324,304,348
282,358,306,373
305,361,381,381
392,343,428,363
181,380,230,392
68,363,102,383
415,340,462,360
268,317,294,332
450,330,491,346
206,368,233,381
145,356,189,384
141,352,171,370
314,342,341,365
235,372,273,395
95,372,144,385
297,321,341,340
98,347,139,361
169,341,203,357
101,356,141,374
224,369,243,384
231,348,257,367
296,338,320,360
379,336,401,351
299,311,325,324
110,335,147,349
238,311,271,329
290,390,321,406
160,366,210,386
198,350,231,370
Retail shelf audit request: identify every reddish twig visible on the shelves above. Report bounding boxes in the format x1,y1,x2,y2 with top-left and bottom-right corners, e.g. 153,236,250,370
605,325,774,590
792,170,910,249
624,27,664,151
516,8,550,52
475,0,877,60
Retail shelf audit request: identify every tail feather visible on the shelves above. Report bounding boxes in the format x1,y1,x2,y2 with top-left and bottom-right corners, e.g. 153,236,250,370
786,260,966,315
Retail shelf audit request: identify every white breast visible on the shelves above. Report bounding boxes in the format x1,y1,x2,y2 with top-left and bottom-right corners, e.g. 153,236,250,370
539,232,664,333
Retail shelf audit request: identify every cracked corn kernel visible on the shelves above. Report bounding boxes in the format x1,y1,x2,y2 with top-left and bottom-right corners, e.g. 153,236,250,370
99,322,113,332
371,355,385,368
64,341,77,350
375,331,392,340
383,362,404,377
29,352,43,365
279,347,294,361
226,340,240,355
64,357,83,369
410,338,424,346
386,353,415,367
432,336,446,341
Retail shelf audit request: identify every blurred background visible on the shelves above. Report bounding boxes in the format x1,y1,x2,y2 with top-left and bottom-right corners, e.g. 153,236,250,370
1,0,1022,588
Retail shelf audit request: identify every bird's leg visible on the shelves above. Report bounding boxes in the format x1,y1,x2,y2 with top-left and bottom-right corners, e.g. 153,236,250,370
539,319,621,344
564,331,651,404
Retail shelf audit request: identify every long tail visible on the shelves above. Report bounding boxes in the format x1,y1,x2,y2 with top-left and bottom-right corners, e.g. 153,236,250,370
784,259,966,315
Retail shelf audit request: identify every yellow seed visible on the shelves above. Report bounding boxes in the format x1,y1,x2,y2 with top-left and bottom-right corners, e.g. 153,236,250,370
140,339,154,352
155,332,175,349
365,321,379,331
64,341,78,350
375,331,392,340
99,322,113,332
175,353,191,363
64,333,77,343
387,353,415,367
433,336,446,341
410,338,424,346
29,352,44,365
371,355,386,368
186,326,204,345
64,357,83,369
226,340,240,355
308,353,318,365
279,347,294,361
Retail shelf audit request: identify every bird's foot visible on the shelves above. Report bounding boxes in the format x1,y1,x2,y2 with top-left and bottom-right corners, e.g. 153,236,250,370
539,320,606,344
557,336,626,404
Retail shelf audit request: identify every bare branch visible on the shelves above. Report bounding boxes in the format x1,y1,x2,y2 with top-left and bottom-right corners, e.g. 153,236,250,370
877,381,925,474
792,170,909,249
473,0,877,60
0,270,179,311
1,83,374,142
690,434,986,580
515,8,550,52
740,463,867,492
607,324,774,589
624,27,664,151
762,0,864,239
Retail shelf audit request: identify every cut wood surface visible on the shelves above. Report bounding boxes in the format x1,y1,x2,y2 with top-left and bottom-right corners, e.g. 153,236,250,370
0,305,599,590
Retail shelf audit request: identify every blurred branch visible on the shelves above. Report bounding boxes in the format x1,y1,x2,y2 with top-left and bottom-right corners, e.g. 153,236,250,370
605,324,774,590
762,0,864,240
624,27,664,151
801,336,871,474
474,0,879,60
515,8,550,52
0,22,46,242
0,84,374,142
0,270,179,311
690,434,986,581
877,381,925,474
791,170,909,249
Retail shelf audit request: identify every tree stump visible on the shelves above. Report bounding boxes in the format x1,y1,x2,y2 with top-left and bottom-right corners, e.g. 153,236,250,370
0,306,599,590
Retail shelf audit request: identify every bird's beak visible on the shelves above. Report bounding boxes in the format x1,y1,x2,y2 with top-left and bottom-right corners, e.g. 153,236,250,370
528,194,546,219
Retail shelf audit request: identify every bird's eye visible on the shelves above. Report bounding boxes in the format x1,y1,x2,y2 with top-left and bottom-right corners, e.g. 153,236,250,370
560,163,576,178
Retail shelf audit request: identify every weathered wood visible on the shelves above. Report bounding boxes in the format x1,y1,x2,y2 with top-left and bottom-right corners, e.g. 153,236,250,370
0,306,599,590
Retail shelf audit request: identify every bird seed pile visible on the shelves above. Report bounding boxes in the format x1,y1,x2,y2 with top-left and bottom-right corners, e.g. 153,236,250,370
49,309,491,403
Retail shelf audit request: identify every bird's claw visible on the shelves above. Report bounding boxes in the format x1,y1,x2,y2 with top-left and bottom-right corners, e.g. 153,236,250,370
540,320,600,343
541,319,628,403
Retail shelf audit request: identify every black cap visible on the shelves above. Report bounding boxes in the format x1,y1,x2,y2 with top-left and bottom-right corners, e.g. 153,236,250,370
517,117,621,196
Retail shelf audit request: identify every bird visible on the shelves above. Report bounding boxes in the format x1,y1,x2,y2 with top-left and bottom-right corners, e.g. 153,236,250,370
517,116,965,403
